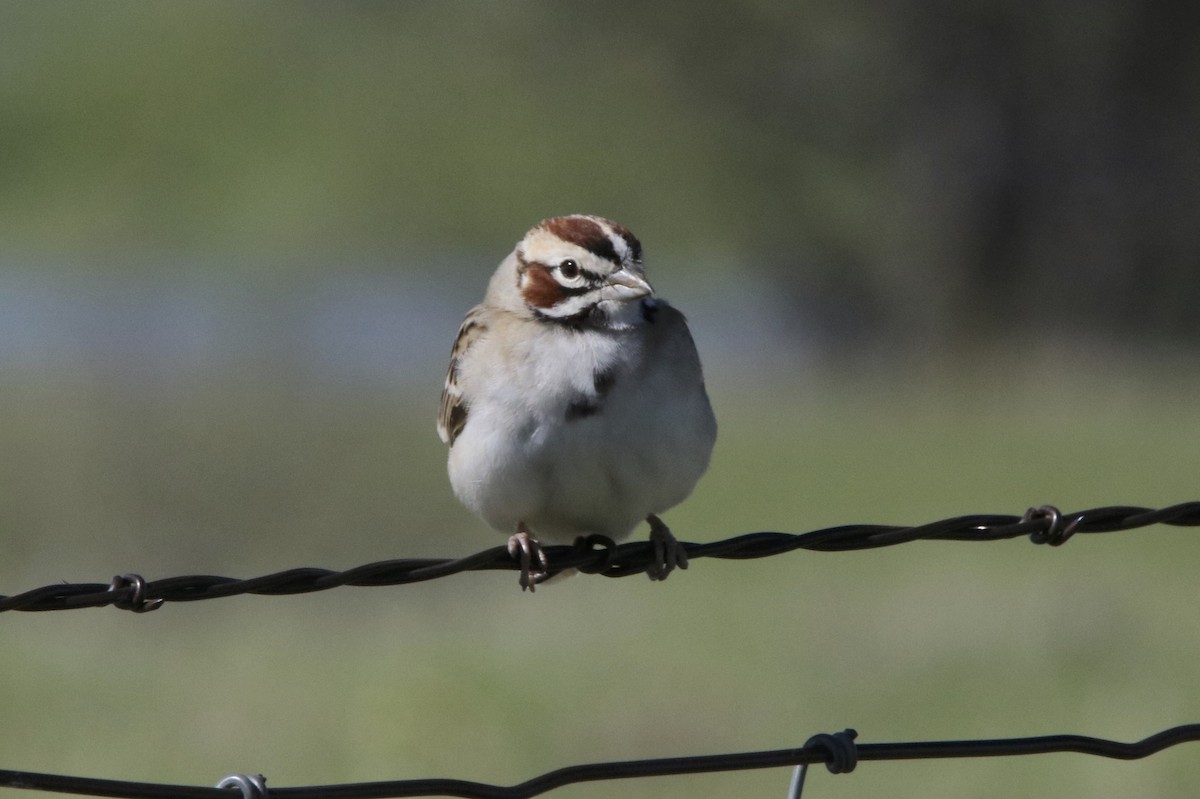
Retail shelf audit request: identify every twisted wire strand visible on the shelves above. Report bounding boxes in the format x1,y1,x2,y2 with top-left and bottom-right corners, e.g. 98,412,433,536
2,725,1198,799
2,502,1198,613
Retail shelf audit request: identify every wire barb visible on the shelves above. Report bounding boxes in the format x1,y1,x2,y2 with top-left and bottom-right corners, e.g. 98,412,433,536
107,574,165,613
571,534,618,574
808,729,859,774
216,774,268,799
2,501,1198,613
788,729,858,799
1024,505,1082,546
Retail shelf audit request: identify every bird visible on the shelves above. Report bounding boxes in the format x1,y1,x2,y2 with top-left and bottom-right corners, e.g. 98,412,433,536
437,215,717,590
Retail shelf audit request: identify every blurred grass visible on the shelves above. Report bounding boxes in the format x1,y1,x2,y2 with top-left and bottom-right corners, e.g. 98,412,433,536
2,365,1200,798
0,2,757,261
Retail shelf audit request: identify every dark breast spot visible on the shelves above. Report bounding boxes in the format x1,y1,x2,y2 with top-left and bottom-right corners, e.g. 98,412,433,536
565,398,601,421
565,366,619,422
593,365,618,396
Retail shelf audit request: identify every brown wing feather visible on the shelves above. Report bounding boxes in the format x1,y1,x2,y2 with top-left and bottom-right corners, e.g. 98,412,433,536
437,306,488,446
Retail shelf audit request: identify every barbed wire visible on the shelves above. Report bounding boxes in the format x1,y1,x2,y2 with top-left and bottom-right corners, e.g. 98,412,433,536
2,502,1197,613
1,724,1197,799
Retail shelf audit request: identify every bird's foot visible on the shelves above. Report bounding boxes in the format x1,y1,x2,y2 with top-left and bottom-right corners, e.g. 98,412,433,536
646,514,688,581
507,526,549,592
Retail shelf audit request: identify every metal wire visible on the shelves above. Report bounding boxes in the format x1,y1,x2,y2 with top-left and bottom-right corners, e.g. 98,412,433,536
1,725,1197,798
2,502,1198,613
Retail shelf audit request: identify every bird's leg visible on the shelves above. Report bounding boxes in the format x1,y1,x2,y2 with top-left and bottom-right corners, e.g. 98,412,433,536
507,523,549,592
646,513,688,581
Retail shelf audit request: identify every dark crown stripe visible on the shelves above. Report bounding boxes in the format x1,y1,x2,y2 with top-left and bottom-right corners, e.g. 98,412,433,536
541,216,622,264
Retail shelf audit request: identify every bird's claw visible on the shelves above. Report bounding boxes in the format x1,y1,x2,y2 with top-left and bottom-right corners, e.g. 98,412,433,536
508,528,549,591
646,514,688,581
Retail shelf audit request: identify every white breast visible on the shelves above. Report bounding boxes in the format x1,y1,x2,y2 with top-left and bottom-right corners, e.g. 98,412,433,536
447,303,716,544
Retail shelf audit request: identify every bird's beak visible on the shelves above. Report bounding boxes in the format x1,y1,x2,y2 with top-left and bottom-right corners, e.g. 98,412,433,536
604,268,654,300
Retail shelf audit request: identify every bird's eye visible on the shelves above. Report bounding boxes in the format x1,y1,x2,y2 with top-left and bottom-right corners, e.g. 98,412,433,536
557,259,581,280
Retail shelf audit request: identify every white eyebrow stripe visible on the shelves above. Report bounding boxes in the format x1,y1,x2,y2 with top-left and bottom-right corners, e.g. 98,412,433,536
593,217,630,265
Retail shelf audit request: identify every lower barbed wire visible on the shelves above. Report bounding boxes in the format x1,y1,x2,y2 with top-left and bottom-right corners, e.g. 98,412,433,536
2,725,1199,799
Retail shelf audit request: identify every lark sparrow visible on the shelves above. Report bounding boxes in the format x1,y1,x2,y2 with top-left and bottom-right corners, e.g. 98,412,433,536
437,215,717,590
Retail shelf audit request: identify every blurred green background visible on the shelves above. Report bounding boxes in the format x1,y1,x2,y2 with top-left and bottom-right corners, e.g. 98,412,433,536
3,2,1200,798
